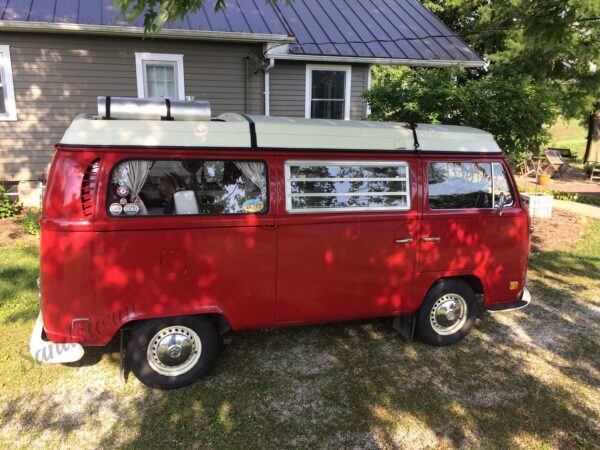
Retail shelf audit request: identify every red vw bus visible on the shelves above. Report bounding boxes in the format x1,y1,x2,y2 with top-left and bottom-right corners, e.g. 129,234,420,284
30,97,531,389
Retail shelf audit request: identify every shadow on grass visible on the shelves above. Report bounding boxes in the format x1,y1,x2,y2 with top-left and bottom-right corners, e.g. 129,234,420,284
2,245,599,447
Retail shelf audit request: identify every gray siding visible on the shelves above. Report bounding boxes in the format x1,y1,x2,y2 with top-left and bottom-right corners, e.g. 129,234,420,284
270,61,369,120
0,32,264,180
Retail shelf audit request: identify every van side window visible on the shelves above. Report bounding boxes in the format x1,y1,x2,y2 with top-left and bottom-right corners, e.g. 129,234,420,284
285,160,410,213
428,162,492,209
107,159,268,216
492,163,514,207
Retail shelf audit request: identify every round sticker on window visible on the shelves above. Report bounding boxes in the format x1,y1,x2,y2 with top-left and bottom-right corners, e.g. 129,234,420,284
119,197,128,206
242,198,264,213
123,203,140,215
109,203,123,215
116,186,130,198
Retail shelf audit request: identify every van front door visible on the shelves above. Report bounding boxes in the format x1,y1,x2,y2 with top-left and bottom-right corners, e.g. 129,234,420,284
274,157,421,324
419,159,529,302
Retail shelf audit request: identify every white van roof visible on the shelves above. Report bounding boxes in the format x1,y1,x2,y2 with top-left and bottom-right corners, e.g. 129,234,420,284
60,113,502,154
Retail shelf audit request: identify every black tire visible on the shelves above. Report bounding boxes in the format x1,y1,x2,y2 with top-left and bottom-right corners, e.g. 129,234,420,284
416,279,478,346
128,316,218,389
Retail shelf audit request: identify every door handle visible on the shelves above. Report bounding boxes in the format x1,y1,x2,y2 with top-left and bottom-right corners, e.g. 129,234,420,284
395,238,413,244
262,224,278,230
422,237,441,242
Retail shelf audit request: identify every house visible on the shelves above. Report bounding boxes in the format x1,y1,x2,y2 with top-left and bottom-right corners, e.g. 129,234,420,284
0,0,482,196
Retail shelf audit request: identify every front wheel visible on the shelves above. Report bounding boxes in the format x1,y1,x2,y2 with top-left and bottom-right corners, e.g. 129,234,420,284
128,316,218,389
416,280,478,346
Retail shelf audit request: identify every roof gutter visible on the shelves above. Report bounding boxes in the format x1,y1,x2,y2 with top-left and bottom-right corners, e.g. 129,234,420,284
267,52,485,68
0,21,294,43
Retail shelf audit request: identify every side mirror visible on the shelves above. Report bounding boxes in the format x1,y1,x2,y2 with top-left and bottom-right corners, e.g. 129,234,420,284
496,192,506,216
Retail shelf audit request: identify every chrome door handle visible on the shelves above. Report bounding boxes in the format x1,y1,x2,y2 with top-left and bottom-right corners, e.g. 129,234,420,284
395,238,413,244
422,237,441,242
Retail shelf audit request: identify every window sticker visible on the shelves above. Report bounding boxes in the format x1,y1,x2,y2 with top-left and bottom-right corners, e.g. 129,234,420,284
109,203,123,215
242,198,264,213
123,203,140,215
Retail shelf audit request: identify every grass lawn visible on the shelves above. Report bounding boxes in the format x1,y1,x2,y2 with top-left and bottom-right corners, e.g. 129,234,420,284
548,119,588,159
1,223,599,449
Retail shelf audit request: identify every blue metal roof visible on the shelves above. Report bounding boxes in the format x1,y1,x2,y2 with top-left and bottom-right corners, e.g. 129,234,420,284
0,0,482,64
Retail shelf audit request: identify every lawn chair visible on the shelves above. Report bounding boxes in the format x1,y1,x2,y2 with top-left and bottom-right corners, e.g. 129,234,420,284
516,152,538,177
542,149,568,177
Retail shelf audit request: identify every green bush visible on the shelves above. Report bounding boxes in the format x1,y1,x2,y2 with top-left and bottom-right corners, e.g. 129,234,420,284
20,208,41,237
0,185,22,218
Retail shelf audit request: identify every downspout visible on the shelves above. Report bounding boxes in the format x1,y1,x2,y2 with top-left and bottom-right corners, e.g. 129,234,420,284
264,57,275,116
245,56,249,114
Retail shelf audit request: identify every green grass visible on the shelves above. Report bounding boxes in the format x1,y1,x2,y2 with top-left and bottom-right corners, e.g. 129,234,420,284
548,119,588,158
1,223,599,448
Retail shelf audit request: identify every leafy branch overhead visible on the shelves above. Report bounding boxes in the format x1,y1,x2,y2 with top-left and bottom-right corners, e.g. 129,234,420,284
114,0,281,33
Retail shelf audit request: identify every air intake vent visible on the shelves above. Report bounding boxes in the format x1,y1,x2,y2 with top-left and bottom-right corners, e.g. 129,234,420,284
81,158,100,217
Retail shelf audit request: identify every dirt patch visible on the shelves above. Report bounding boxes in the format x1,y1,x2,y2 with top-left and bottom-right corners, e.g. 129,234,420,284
0,214,39,247
530,208,589,253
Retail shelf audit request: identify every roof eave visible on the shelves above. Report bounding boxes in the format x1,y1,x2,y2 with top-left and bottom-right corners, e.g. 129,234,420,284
267,52,485,68
0,20,293,43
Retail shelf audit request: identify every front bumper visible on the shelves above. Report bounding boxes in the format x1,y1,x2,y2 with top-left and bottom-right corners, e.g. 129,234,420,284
487,287,531,313
29,312,85,364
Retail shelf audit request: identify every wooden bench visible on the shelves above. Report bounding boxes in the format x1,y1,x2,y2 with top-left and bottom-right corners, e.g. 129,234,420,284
543,150,568,177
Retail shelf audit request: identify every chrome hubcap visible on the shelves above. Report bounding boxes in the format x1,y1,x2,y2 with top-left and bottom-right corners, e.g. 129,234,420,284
430,294,468,335
147,326,201,376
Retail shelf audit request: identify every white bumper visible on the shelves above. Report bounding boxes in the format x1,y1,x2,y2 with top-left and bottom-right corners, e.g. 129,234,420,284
29,312,84,364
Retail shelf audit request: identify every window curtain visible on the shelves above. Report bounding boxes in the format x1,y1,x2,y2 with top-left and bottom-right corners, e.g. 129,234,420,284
115,160,153,214
235,162,266,198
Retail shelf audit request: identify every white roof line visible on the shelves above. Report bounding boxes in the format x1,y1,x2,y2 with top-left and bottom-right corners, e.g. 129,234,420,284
0,21,293,43
266,52,484,68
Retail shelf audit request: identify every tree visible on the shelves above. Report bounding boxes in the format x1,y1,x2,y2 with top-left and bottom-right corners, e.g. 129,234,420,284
114,0,280,33
424,0,600,161
366,66,557,163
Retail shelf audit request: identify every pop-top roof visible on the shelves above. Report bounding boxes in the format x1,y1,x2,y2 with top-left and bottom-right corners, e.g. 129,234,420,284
60,113,502,154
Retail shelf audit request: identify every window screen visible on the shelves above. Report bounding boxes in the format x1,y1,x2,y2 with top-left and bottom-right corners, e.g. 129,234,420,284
145,63,177,98
428,162,493,209
286,161,410,213
108,159,267,216
310,70,346,120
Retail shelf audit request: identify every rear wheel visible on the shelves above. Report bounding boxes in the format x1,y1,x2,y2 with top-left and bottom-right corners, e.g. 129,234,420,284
417,280,478,346
128,316,218,389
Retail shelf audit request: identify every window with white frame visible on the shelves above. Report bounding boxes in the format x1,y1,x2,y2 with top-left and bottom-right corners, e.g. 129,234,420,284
0,45,17,121
305,65,351,120
135,53,185,99
285,160,410,213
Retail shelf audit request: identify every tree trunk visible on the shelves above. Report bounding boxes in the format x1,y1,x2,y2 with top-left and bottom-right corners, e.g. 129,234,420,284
584,102,600,163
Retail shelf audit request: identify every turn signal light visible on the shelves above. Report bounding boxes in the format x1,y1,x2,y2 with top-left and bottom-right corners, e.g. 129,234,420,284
509,281,519,291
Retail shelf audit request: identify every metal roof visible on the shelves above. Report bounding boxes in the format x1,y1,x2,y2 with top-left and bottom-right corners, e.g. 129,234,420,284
0,0,483,65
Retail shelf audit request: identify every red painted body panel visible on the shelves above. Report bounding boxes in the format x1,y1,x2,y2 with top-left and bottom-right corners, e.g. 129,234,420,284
40,146,530,346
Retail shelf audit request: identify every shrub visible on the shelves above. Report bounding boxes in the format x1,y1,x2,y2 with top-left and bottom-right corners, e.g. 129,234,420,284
0,185,22,218
20,208,41,237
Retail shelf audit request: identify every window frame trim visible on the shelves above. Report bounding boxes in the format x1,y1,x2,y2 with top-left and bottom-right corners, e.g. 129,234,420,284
284,159,411,214
305,64,352,121
0,44,17,121
135,52,185,100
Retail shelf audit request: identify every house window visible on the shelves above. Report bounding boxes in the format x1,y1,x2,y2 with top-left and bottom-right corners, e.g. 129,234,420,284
0,45,17,121
305,65,351,120
285,160,410,213
135,53,185,100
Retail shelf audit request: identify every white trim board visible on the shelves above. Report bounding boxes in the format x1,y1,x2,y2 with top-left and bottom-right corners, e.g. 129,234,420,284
135,52,185,100
0,44,17,121
305,64,352,121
